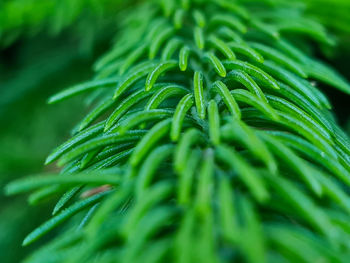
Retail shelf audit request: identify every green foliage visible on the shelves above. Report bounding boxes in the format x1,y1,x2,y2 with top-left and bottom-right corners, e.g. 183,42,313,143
305,0,350,35
5,0,350,262
0,0,130,49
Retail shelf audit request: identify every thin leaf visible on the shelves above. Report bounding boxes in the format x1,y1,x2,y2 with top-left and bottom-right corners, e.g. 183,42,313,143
115,109,174,135
266,94,331,141
52,186,83,215
223,60,280,90
193,9,206,27
149,26,175,59
78,98,115,132
45,121,105,164
179,46,190,71
231,89,278,120
174,128,202,173
178,150,201,205
195,149,214,216
248,42,307,78
193,71,206,119
28,186,62,205
239,197,266,263
205,52,226,77
175,209,195,263
217,26,243,43
48,78,119,104
257,60,323,108
216,145,269,202
171,94,194,141
145,84,188,110
259,133,324,196
218,177,238,242
6,171,121,195
58,131,145,166
136,144,174,197
265,174,335,239
130,119,172,166
114,61,157,99
105,89,152,131
22,191,111,246
216,0,249,19
210,14,246,33
226,69,268,103
119,44,148,75
122,182,173,236
221,120,277,174
208,35,236,60
145,60,178,91
303,59,350,95
228,42,264,63
194,26,205,50
208,100,220,145
266,131,350,183
161,38,182,60
212,80,241,119
173,9,185,29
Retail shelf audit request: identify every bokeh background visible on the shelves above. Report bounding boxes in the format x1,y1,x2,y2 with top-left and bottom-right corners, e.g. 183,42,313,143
0,1,349,262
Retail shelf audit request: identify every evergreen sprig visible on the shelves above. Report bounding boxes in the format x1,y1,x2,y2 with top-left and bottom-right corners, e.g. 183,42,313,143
5,0,350,262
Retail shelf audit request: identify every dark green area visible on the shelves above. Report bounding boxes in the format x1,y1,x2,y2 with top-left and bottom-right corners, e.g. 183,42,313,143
0,31,109,263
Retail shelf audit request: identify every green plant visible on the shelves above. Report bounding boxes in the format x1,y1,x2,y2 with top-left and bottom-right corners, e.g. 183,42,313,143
5,0,350,262
305,0,350,36
0,0,131,49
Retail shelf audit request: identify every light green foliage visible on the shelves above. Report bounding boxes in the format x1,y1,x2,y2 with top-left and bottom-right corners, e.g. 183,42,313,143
5,0,350,262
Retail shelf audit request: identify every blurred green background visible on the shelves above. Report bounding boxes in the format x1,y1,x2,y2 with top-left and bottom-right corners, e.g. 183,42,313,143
0,1,126,262
0,1,349,262
0,28,101,263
